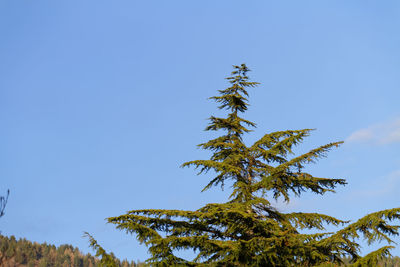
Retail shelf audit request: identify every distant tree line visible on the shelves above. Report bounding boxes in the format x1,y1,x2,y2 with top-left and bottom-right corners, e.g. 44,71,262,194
0,234,146,267
322,255,400,267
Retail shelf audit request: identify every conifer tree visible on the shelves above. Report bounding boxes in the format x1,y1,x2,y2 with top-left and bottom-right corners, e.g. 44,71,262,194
107,64,400,266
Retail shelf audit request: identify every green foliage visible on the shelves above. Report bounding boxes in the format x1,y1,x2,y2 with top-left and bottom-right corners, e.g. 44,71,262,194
107,64,400,266
349,246,393,267
85,232,119,267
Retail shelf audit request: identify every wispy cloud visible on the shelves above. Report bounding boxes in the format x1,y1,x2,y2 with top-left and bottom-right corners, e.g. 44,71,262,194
349,169,400,198
346,117,400,145
274,198,299,212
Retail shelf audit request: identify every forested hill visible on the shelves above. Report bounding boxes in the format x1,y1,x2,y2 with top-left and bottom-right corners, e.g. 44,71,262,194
0,234,145,267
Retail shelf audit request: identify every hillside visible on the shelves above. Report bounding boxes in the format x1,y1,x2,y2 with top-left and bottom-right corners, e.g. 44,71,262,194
0,234,145,267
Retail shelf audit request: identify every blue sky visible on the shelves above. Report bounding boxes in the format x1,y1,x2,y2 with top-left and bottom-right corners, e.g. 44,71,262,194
1,0,400,261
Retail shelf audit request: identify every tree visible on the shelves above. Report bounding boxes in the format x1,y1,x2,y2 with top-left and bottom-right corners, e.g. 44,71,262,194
38,257,50,267
107,64,400,266
0,189,9,218
85,232,119,267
